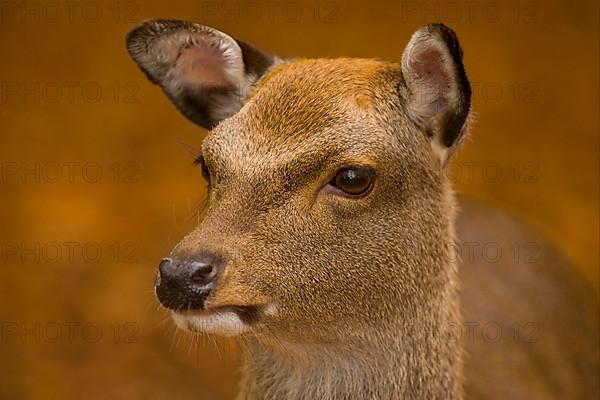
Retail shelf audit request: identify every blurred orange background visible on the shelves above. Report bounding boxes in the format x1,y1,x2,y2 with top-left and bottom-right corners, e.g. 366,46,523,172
0,0,598,398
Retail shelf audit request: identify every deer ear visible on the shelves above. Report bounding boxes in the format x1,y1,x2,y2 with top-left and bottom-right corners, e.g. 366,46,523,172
126,19,276,129
401,23,471,164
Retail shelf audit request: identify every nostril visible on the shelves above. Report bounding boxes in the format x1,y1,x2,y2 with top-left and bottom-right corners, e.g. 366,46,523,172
155,256,220,311
190,263,215,287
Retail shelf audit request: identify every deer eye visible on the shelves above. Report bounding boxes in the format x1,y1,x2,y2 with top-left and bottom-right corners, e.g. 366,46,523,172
329,167,375,196
195,156,211,184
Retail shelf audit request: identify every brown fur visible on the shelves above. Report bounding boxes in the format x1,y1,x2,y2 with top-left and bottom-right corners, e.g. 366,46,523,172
198,58,462,399
458,199,599,399
127,21,599,399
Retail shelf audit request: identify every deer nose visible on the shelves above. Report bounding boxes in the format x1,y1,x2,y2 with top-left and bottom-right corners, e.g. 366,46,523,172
155,257,221,311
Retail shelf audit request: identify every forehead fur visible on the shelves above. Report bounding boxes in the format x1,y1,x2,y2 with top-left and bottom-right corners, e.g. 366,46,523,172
253,58,397,134
209,58,400,149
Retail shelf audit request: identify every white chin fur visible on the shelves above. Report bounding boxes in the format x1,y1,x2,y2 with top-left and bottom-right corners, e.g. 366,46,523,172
171,309,248,337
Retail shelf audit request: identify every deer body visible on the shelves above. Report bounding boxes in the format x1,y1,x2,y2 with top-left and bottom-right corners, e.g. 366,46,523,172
127,21,598,399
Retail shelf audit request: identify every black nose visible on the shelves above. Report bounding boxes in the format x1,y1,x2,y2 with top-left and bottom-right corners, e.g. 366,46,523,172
155,257,220,311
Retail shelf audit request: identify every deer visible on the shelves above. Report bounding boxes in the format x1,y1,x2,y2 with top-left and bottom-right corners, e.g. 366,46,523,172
126,20,599,399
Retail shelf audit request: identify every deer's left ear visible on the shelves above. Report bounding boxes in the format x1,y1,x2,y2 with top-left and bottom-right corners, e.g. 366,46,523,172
126,19,277,130
401,23,472,164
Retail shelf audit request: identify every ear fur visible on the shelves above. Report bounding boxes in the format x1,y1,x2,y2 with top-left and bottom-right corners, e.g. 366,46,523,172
401,23,472,164
126,19,276,129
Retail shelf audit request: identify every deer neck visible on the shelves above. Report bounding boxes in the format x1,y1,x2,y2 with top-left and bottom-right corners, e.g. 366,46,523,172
237,290,463,400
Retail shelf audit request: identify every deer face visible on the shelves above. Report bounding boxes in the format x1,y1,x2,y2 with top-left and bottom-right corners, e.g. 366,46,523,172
127,20,471,342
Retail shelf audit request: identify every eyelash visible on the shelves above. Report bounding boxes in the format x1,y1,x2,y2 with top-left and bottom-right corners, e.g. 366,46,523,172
195,156,211,184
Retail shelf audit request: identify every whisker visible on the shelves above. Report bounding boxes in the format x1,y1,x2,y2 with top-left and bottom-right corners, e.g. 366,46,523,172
173,139,202,162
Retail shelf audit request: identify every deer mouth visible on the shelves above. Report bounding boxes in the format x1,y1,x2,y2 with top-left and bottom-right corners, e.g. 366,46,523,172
171,305,262,336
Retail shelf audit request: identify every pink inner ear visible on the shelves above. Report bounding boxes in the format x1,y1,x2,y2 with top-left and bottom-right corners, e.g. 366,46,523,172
175,41,231,88
413,47,451,87
410,47,452,111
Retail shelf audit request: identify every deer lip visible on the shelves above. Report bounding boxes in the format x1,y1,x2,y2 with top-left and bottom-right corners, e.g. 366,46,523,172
171,305,262,333
176,305,254,317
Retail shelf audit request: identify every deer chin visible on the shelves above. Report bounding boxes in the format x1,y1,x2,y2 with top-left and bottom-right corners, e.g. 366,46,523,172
171,305,273,336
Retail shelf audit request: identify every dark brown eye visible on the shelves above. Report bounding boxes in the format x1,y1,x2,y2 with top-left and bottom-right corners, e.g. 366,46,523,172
331,167,375,196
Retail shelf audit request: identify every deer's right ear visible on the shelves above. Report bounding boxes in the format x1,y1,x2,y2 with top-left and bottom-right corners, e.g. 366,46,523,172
126,19,276,129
